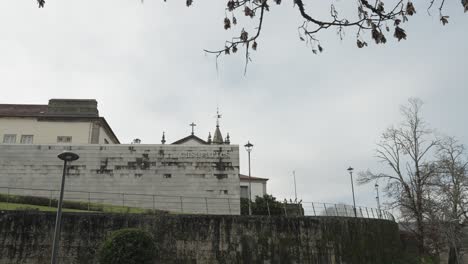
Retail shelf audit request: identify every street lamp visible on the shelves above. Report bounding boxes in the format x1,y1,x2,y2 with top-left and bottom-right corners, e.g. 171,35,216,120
51,151,79,264
244,141,254,216
375,183,381,219
347,166,357,217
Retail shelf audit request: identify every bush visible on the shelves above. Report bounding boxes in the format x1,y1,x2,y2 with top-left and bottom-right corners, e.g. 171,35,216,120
98,228,156,264
241,194,286,216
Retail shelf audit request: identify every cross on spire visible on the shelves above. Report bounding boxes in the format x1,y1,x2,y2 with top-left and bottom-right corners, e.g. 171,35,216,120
215,107,222,127
189,122,197,135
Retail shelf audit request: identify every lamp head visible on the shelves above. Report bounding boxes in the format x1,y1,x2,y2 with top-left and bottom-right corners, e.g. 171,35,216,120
58,151,80,162
347,166,354,172
244,141,254,152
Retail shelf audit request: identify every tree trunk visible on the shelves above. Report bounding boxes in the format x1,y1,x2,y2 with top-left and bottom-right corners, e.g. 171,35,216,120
448,246,459,264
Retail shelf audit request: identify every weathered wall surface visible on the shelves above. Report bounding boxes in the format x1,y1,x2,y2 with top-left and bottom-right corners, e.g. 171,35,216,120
0,211,402,264
0,144,240,214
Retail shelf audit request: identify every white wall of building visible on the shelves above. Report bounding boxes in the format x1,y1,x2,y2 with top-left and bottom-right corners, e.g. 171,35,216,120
0,144,240,215
240,180,266,200
0,118,115,144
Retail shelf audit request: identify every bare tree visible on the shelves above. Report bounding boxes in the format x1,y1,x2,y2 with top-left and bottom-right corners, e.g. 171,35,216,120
358,98,438,258
35,0,467,68
431,137,468,264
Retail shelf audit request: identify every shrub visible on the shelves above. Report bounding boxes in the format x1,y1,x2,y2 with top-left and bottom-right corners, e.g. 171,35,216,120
241,194,286,216
98,228,156,264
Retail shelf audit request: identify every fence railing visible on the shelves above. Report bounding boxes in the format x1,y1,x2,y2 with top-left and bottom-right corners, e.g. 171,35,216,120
301,202,395,221
0,186,395,221
0,186,238,215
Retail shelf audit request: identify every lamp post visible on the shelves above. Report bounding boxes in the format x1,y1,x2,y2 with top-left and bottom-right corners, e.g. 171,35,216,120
347,166,357,217
375,183,381,219
244,141,254,216
51,151,79,264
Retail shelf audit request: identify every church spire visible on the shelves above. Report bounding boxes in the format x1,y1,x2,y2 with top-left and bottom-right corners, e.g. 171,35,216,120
161,132,166,144
207,132,212,144
212,108,224,144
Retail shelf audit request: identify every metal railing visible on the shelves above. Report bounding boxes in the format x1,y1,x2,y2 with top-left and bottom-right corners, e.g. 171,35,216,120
0,186,395,221
301,202,395,221
0,186,238,215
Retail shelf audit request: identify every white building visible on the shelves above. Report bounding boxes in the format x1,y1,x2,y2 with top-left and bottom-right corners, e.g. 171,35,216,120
0,100,243,214
239,174,268,200
0,99,119,145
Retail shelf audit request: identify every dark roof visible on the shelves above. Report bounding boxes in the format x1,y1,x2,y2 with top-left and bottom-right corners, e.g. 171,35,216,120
0,104,48,117
239,174,269,181
171,134,209,145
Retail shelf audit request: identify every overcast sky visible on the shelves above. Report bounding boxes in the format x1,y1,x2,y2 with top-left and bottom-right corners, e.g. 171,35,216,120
1,1,466,213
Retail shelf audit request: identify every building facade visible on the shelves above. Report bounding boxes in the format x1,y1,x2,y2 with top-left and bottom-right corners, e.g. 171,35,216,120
239,174,268,200
0,100,243,214
0,99,119,145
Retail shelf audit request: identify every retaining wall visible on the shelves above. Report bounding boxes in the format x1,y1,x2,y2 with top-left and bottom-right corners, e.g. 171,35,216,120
0,211,402,264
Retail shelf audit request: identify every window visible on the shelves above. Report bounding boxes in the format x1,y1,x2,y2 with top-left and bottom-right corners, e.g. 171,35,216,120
3,134,16,144
20,135,34,144
240,186,249,199
57,136,72,143
163,174,172,179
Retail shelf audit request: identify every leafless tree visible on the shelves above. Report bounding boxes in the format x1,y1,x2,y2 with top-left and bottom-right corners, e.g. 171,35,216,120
431,137,468,264
358,98,438,258
35,0,467,70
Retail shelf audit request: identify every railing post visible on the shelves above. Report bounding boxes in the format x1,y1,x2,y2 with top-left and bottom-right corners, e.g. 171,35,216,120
312,203,316,216
49,190,53,207
365,207,369,218
371,208,375,218
324,204,328,216
283,202,287,216
88,192,91,211
266,199,271,216
6,187,10,204
122,193,125,208
227,198,231,215
205,197,209,214
180,197,184,213
334,204,339,216
152,195,156,211
359,207,363,218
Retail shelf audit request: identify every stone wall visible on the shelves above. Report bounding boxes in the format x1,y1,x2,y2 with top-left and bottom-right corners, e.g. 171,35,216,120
0,211,402,264
0,144,240,214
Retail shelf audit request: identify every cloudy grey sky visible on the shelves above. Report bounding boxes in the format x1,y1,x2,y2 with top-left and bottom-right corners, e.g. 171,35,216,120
1,1,466,212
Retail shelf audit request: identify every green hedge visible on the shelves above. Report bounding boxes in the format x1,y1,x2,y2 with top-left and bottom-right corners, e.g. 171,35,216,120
98,228,156,264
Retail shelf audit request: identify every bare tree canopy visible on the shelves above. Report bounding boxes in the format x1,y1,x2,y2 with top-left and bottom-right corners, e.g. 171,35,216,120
358,98,438,257
35,0,467,67
431,137,468,263
359,98,468,262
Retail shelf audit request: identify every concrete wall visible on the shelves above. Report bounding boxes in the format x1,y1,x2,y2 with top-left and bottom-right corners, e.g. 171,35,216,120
0,144,240,214
0,211,402,264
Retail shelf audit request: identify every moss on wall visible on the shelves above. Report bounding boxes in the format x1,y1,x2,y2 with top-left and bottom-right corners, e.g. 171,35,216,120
0,211,402,264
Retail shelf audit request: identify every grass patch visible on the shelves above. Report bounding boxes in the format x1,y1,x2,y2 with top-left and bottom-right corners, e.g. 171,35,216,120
0,202,90,212
0,193,166,214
